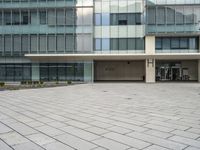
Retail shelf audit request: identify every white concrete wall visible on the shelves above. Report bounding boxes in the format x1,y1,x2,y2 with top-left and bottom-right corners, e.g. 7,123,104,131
145,36,155,55
145,59,155,83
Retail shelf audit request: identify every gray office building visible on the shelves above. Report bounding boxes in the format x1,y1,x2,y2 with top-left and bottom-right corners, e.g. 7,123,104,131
0,0,200,83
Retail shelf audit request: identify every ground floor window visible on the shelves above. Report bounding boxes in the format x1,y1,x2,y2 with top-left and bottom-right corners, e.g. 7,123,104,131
39,63,84,81
0,63,31,81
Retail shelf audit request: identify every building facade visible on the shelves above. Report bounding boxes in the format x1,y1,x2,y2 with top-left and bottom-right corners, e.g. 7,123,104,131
0,0,200,83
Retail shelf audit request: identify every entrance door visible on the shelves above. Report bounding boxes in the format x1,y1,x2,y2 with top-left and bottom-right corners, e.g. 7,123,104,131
171,67,181,81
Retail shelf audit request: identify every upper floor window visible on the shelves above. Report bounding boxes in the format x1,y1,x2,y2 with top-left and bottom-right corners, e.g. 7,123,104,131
95,13,142,26
156,37,199,50
147,6,196,25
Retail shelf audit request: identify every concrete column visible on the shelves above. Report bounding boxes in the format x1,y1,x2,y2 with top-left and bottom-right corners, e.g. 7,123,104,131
84,61,93,83
145,59,155,83
198,60,200,82
32,63,40,81
145,36,155,55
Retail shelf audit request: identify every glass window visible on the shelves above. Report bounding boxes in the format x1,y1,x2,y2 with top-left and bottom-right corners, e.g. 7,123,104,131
66,63,75,81
135,13,142,25
49,64,57,81
95,38,101,51
48,9,56,26
48,35,56,52
119,38,127,50
176,7,184,25
95,13,101,25
4,11,11,25
57,9,65,25
189,38,197,49
162,38,171,50
40,64,49,81
83,8,93,25
156,38,162,49
23,64,31,81
66,34,74,51
12,11,20,25
118,14,127,25
76,8,83,25
22,35,29,53
184,6,194,24
0,11,2,25
66,8,74,26
83,34,92,52
0,36,3,54
136,38,144,50
30,35,38,52
58,64,66,81
13,35,21,52
111,38,118,50
6,64,14,81
0,64,6,81
157,7,165,25
40,11,47,25
75,63,84,81
21,11,29,25
147,7,156,25
57,34,65,52
15,64,23,81
166,7,175,25
110,13,118,25
102,38,110,51
102,13,110,25
4,35,11,52
171,38,180,49
180,38,188,49
39,35,47,52
128,38,136,50
127,13,135,25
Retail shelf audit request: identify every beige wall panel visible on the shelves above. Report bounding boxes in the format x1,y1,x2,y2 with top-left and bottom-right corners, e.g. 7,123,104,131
182,60,198,81
95,61,145,81
145,36,155,55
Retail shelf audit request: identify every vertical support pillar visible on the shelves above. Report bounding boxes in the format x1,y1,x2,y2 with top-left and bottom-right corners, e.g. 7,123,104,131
145,59,155,83
32,63,40,81
145,36,156,83
84,61,93,83
198,60,200,82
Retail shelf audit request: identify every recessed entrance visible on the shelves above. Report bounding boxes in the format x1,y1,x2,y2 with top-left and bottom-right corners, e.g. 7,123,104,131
156,60,198,81
94,61,145,81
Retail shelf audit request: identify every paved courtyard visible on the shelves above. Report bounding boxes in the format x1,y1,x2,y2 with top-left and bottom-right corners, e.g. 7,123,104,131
0,83,200,150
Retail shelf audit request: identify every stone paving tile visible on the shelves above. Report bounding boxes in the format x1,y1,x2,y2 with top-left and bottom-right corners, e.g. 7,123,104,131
144,129,173,139
185,146,200,150
26,133,55,146
107,126,132,134
127,132,187,150
103,132,151,149
12,141,44,150
61,126,100,141
54,133,98,150
84,126,109,135
6,122,38,136
0,132,29,146
169,135,200,148
35,125,64,137
0,123,12,134
42,141,75,150
92,137,130,150
0,83,200,150
171,130,200,139
0,140,13,150
143,123,174,133
143,145,170,150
